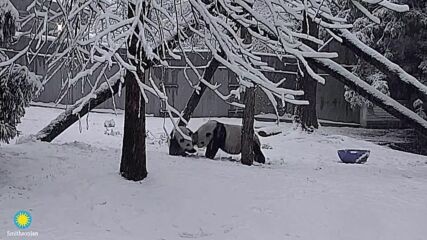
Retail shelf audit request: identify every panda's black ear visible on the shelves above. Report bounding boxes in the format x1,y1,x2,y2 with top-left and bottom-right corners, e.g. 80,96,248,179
206,132,212,137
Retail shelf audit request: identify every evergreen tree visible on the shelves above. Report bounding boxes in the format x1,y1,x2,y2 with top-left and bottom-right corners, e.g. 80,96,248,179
346,0,427,115
0,58,40,143
0,0,41,143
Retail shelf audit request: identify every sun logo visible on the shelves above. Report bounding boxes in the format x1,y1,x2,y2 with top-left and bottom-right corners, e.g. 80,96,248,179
14,210,32,229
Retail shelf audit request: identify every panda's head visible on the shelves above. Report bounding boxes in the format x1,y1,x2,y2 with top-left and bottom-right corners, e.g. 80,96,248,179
173,126,196,153
192,120,218,148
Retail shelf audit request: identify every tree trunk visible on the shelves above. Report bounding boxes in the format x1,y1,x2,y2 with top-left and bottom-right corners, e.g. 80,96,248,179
240,10,255,166
120,2,147,181
35,25,195,142
241,86,255,166
120,69,147,181
177,53,223,126
295,13,319,130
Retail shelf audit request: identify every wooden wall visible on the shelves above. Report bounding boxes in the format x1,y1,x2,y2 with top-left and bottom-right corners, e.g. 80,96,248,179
20,50,359,123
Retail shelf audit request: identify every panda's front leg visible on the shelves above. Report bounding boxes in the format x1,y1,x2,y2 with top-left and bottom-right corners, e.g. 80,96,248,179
169,137,185,156
253,142,266,164
205,140,220,159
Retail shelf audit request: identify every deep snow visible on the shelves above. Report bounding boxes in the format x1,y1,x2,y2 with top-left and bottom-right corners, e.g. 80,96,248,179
0,106,427,240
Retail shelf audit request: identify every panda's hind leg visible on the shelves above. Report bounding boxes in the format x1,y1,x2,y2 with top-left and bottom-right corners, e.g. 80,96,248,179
253,142,266,164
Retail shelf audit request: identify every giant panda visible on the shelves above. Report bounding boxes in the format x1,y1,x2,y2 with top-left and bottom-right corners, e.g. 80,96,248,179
169,126,196,156
192,120,265,163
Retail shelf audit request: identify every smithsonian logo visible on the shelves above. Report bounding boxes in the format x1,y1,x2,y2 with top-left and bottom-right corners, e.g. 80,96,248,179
6,210,39,238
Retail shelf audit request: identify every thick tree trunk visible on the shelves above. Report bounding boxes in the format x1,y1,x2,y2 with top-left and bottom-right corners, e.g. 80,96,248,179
120,69,147,180
335,29,427,103
295,74,318,129
119,2,147,181
240,12,255,166
35,25,195,142
295,14,319,130
308,57,427,138
177,53,223,126
241,86,255,165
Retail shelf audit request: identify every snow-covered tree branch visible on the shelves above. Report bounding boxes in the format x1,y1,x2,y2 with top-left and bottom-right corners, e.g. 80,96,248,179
26,0,421,143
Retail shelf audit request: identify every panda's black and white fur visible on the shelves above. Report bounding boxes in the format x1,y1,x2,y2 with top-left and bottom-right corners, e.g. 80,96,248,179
192,120,265,163
169,126,196,156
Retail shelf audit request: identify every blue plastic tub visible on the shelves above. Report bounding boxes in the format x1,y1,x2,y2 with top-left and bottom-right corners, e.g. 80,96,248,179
337,149,370,164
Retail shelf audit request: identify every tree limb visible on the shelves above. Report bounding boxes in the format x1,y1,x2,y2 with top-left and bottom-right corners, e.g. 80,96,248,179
334,29,427,102
35,25,195,142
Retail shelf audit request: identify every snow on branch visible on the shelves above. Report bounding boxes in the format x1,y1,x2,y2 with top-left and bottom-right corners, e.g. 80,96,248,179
187,0,410,102
310,55,427,138
335,29,427,101
24,0,411,129
25,0,200,129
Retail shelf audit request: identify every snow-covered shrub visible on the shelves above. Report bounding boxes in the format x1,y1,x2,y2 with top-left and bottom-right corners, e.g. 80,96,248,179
104,119,121,136
0,53,42,143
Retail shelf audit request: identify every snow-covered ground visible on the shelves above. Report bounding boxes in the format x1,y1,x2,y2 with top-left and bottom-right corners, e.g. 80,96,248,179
1,106,427,240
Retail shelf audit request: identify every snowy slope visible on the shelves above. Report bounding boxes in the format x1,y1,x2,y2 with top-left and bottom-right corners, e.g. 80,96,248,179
0,106,426,240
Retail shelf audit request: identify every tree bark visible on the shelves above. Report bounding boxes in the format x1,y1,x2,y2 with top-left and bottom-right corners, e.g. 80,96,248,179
240,11,255,166
120,69,147,180
295,13,319,130
119,2,147,181
241,86,255,166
